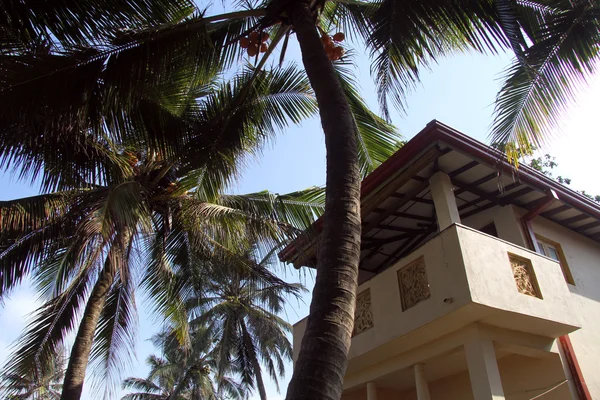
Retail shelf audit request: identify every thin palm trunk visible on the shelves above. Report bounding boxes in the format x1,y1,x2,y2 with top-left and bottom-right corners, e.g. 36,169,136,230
61,258,117,400
241,323,267,400
286,1,362,399
169,367,194,400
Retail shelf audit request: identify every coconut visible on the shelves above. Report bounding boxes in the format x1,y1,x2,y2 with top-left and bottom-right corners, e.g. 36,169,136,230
247,46,258,57
333,32,345,42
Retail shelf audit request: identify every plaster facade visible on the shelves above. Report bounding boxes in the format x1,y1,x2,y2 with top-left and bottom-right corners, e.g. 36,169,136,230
289,136,600,399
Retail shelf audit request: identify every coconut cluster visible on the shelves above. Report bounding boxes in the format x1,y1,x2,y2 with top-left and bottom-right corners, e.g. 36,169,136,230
322,32,345,61
239,31,270,57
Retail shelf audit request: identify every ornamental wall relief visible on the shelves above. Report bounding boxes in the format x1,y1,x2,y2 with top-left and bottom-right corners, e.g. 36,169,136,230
353,289,374,336
397,256,431,311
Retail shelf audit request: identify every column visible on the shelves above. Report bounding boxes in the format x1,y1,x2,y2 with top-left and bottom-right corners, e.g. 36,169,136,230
465,339,505,399
366,382,378,400
414,363,431,400
493,205,528,247
429,171,461,230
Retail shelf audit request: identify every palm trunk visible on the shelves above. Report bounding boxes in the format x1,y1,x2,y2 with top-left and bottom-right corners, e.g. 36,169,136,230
241,323,268,400
253,357,268,400
60,258,116,400
285,1,362,399
169,366,194,400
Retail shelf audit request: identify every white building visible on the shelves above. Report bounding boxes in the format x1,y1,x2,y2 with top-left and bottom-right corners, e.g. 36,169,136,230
280,121,599,400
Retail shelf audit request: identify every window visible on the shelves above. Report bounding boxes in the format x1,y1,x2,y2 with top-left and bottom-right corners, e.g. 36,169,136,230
535,235,575,285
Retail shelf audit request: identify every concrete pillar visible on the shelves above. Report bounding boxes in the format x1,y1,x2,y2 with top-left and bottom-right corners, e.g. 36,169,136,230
414,363,431,400
366,382,378,400
465,339,505,400
493,205,528,247
429,171,461,230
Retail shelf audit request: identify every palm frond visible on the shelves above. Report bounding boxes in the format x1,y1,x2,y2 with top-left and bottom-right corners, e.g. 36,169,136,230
0,191,84,298
0,0,195,50
2,266,95,385
490,1,600,160
333,58,403,177
365,0,508,117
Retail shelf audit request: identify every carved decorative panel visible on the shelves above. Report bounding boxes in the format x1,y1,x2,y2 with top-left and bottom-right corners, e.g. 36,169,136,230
509,254,541,298
353,289,374,337
397,256,431,311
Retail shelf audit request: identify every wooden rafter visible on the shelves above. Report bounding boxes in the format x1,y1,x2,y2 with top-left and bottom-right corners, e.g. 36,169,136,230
374,200,437,272
362,146,445,215
560,214,589,225
377,231,432,273
498,187,533,204
460,202,496,219
522,190,559,221
361,234,414,249
411,197,434,205
449,160,479,178
576,220,600,232
452,178,498,205
375,225,434,233
541,204,570,218
454,172,497,196
458,196,488,212
362,181,430,232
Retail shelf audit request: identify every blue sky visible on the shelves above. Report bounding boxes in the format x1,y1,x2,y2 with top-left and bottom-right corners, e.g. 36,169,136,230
1,9,600,400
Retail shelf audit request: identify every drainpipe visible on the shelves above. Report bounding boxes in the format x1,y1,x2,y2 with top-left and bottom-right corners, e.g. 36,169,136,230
519,190,590,400
559,336,592,400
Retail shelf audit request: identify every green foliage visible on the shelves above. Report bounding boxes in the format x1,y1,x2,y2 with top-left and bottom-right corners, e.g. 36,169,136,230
183,250,304,398
0,345,66,399
490,1,600,160
0,65,325,397
491,142,599,203
121,326,241,400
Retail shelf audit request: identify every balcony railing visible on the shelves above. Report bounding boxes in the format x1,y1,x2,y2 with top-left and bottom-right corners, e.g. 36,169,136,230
293,224,580,363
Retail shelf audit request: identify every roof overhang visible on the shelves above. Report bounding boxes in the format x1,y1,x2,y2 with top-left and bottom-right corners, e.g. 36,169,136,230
279,120,600,275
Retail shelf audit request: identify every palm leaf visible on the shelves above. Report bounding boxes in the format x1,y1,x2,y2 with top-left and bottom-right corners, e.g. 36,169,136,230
490,1,600,160
2,265,95,385
364,0,508,117
0,0,195,49
333,57,403,177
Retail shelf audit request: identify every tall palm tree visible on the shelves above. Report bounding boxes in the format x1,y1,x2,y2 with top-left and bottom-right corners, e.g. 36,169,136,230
0,345,66,400
121,326,241,400
187,251,303,400
0,66,324,400
4,1,596,399
1,7,401,399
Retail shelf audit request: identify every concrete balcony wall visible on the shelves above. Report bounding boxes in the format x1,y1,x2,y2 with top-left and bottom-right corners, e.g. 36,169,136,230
457,225,578,337
293,224,580,364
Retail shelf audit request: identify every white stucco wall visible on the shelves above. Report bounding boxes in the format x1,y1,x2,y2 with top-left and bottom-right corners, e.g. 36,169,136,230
528,212,600,397
457,226,578,336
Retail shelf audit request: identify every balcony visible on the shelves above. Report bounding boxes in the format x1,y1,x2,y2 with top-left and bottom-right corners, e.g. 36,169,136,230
292,224,580,369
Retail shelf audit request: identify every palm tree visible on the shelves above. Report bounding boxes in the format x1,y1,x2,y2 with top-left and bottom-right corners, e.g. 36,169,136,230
4,1,596,399
0,345,66,399
121,326,241,400
187,250,304,400
0,66,325,400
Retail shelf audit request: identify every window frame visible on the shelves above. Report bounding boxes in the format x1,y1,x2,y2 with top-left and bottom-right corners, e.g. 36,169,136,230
535,234,575,286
